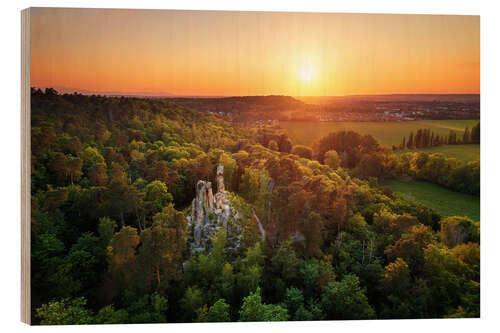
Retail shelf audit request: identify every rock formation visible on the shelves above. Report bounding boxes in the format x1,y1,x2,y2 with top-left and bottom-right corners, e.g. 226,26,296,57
216,165,225,192
187,166,241,252
190,180,215,246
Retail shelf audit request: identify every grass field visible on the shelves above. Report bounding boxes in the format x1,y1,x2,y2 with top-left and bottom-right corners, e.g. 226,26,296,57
396,144,480,162
384,179,480,221
280,119,480,161
281,119,479,147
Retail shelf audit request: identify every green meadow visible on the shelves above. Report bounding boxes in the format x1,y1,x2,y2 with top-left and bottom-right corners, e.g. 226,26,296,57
385,179,480,221
281,119,479,147
280,119,480,162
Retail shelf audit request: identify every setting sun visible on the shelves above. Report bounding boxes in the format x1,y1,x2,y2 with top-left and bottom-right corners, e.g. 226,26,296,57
299,64,316,83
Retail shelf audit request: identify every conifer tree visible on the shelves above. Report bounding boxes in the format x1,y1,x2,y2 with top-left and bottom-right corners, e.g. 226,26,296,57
463,126,470,143
407,132,414,149
415,129,422,148
470,123,480,143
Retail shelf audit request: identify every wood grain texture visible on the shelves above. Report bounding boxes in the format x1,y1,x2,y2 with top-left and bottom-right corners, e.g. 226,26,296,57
21,7,31,325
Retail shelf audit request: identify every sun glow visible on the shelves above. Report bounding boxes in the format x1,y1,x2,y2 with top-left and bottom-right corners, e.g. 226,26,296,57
30,9,479,96
299,64,316,83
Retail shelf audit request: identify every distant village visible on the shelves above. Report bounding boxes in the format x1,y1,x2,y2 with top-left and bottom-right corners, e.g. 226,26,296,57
311,100,480,122
169,95,480,123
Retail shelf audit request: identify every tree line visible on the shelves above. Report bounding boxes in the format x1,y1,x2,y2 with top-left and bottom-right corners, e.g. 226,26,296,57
397,123,480,150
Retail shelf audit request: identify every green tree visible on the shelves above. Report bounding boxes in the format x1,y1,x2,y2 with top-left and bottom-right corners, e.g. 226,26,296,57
407,132,415,149
239,288,289,322
181,286,204,321
284,287,307,320
144,180,173,213
246,242,265,267
354,153,385,178
320,274,375,320
385,224,436,275
95,305,129,324
207,299,231,322
66,156,83,184
291,145,313,159
137,204,188,290
463,126,470,143
97,217,117,247
470,123,480,143
49,152,68,184
451,242,480,281
423,243,478,317
324,149,341,169
300,212,324,257
126,292,168,323
102,180,143,227
79,146,106,174
440,216,480,248
36,297,93,325
381,257,412,317
61,233,106,298
269,241,301,299
108,161,128,184
107,226,140,288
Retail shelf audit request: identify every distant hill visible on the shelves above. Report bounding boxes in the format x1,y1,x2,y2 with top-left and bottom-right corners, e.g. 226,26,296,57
166,95,305,114
168,95,304,105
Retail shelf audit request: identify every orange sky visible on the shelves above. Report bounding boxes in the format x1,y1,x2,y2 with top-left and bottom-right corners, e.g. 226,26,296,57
30,8,480,96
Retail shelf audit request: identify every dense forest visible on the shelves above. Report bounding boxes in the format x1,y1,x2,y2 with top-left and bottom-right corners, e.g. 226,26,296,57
31,89,479,324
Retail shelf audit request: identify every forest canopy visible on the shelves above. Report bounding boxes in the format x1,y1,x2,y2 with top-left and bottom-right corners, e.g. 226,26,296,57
30,89,480,324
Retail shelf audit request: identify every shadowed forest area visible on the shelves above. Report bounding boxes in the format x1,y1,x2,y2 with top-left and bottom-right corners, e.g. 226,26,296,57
31,89,479,324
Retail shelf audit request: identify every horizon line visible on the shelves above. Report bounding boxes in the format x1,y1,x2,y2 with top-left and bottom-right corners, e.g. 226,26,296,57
31,86,480,98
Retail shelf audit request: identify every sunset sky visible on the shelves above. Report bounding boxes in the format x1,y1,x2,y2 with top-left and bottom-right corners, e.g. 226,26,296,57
30,8,480,96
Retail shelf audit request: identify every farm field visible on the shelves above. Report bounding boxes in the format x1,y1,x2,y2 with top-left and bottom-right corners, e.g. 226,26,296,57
280,119,480,147
396,144,480,162
384,179,480,221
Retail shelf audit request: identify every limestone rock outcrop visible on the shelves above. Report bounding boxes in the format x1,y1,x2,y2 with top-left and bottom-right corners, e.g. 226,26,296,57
187,166,241,252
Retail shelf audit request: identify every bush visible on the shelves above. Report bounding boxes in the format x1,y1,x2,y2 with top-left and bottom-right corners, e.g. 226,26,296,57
291,145,313,159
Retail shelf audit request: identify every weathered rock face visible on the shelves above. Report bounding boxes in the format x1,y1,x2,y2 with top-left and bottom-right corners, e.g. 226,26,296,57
190,180,215,246
216,165,225,193
187,166,241,252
